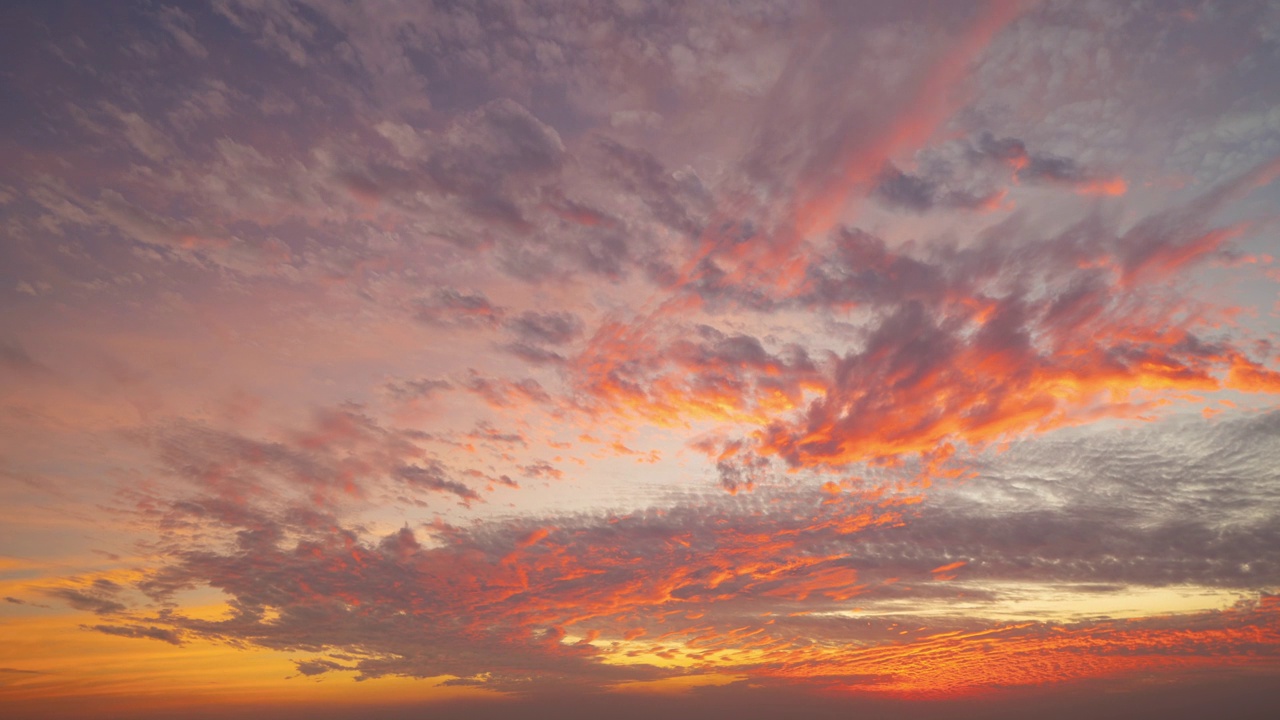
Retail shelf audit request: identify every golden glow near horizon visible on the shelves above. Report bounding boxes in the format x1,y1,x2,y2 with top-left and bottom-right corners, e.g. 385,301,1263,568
819,583,1253,622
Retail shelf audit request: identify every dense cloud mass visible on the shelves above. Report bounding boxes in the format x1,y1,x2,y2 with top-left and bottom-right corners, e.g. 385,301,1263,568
40,411,1277,694
2,1,1280,719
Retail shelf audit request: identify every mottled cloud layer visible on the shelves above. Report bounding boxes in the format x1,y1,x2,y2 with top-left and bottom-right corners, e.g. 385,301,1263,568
40,411,1276,696
2,1,1280,718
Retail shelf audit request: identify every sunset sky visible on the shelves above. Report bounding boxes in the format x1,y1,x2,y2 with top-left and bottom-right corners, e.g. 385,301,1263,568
3,1,1280,718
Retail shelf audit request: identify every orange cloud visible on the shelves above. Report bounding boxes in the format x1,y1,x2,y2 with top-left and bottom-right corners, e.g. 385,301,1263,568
1075,177,1128,196
742,598,1280,697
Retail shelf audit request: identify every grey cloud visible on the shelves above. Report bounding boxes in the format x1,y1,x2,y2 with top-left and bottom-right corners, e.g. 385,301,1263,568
412,289,504,328
295,659,350,676
872,129,1117,215
591,138,711,239
871,162,1003,213
501,342,567,366
715,452,771,495
213,0,315,67
157,5,209,59
973,132,1029,163
148,409,497,511
678,326,816,374
384,377,452,401
872,164,938,212
839,411,1280,592
507,311,584,346
461,374,551,408
1021,154,1089,184
2,0,763,297
519,461,562,481
1110,157,1279,283
156,423,345,502
971,131,1115,189
46,588,126,616
424,99,565,224
689,220,946,311
395,463,481,504
571,231,631,279
105,105,178,162
476,139,709,284
86,624,185,645
340,99,565,231
467,422,526,446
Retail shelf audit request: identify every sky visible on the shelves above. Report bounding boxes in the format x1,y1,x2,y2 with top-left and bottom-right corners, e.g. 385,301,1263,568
2,1,1280,718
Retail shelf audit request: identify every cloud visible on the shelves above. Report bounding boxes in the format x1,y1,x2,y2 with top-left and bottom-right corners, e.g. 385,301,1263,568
674,161,1275,473
383,377,452,402
67,405,1280,695
5,0,1280,712
98,479,919,688
884,411,1280,590
501,310,586,364
413,290,504,328
156,5,208,59
467,421,527,447
869,129,1131,215
80,409,1278,691
395,463,481,504
591,139,711,239
45,587,126,616
461,374,551,409
85,624,185,646
294,659,351,677
213,0,315,67
338,99,565,231
507,311,584,346
871,162,1005,213
144,408,498,511
972,131,1127,195
742,600,1280,695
